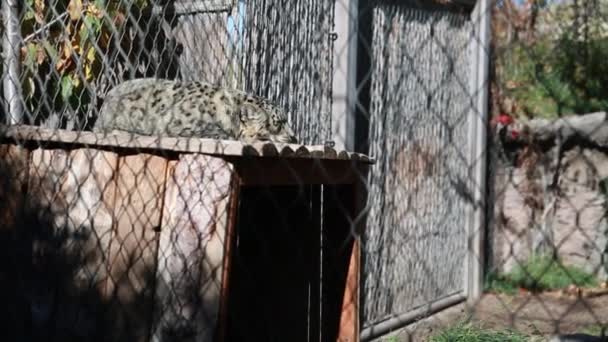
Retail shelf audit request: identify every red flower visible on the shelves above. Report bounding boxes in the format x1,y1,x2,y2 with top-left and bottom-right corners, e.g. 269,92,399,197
497,114,514,126
510,130,520,139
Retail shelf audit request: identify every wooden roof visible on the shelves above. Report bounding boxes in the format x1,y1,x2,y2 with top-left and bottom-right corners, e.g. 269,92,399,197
0,124,375,164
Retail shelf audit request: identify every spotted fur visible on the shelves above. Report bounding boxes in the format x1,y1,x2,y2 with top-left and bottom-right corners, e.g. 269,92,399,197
93,78,298,144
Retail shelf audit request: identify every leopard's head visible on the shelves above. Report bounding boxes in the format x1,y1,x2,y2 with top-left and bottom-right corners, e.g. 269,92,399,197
238,98,298,144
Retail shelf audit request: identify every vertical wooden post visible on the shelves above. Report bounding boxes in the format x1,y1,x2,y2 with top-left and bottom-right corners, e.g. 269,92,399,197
0,145,30,231
338,239,360,342
323,183,361,342
104,153,168,342
0,145,30,339
152,154,233,342
216,174,240,342
27,148,119,340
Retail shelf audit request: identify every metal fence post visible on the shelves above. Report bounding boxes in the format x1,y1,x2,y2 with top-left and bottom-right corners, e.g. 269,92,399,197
2,0,23,125
465,0,492,304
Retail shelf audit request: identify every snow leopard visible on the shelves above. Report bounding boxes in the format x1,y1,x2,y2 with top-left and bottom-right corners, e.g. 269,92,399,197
93,78,298,144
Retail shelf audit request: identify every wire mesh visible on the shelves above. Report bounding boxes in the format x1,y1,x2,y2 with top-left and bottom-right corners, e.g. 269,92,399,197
363,3,472,326
1,0,607,341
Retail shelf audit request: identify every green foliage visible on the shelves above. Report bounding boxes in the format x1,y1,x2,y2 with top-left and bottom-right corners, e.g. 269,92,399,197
484,271,518,295
486,255,598,293
430,322,530,342
499,36,608,118
20,0,150,127
495,3,608,118
581,324,607,337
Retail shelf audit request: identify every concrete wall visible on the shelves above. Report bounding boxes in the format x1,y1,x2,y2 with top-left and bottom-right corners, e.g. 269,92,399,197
489,133,608,280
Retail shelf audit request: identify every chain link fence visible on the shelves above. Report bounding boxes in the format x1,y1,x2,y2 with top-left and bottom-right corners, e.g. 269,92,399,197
1,0,607,341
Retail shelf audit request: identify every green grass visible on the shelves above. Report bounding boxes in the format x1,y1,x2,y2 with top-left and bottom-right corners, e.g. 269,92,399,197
581,324,607,336
486,255,598,294
430,322,530,342
485,271,518,295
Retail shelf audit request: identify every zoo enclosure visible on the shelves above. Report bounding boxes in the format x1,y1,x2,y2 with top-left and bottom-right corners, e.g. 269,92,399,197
1,0,336,144
0,125,372,341
1,0,493,341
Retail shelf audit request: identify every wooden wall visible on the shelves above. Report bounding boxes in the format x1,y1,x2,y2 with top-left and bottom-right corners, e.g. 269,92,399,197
0,143,233,342
0,124,373,341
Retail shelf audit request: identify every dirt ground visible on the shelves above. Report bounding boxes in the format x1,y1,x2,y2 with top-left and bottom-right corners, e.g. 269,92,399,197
374,292,608,341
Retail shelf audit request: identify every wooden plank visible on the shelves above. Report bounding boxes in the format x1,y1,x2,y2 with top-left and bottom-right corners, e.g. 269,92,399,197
338,165,369,342
25,148,71,340
0,144,29,230
0,144,30,339
152,154,234,342
322,184,360,342
234,158,364,186
0,124,375,163
104,153,169,342
216,175,240,342
338,239,360,342
26,148,118,340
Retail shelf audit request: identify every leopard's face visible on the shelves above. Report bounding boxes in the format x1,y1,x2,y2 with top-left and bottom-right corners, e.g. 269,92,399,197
264,103,297,144
239,99,298,144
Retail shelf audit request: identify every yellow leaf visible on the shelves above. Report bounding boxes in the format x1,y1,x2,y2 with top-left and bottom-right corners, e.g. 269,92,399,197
36,45,46,65
83,47,97,81
34,0,45,11
72,75,81,88
63,39,73,59
67,0,83,21
84,64,93,81
86,47,96,63
87,3,104,19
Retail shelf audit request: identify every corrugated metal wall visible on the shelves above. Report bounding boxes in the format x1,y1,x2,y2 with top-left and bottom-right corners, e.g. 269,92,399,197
362,3,474,327
240,0,336,145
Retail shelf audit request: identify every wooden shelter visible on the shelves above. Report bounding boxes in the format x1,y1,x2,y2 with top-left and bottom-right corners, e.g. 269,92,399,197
0,125,373,342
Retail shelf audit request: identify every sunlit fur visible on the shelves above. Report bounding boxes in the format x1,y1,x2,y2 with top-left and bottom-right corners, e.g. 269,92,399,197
94,78,298,144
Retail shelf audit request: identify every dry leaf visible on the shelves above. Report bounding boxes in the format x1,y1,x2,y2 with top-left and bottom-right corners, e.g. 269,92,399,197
36,45,46,65
84,47,96,80
63,39,73,59
87,3,104,19
67,0,83,21
34,0,45,24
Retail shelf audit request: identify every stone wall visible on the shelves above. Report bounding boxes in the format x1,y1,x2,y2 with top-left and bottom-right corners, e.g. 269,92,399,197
488,114,608,280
